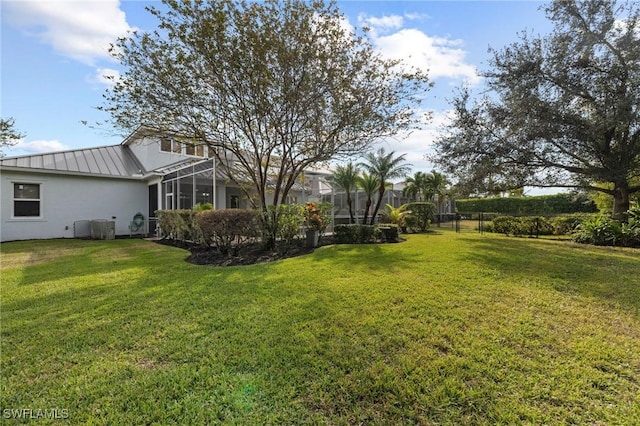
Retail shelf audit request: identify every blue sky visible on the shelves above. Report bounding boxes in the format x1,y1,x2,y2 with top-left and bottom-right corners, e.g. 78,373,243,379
1,0,552,173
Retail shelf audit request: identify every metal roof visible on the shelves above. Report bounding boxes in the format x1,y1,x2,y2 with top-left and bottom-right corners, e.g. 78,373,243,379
0,145,147,178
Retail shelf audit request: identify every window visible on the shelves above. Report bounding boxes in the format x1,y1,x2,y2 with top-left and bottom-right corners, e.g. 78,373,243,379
14,183,41,217
160,138,185,154
185,143,205,157
160,138,172,153
230,195,240,209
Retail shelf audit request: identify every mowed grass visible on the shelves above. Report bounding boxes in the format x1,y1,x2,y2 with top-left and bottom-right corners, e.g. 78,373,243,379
1,232,639,425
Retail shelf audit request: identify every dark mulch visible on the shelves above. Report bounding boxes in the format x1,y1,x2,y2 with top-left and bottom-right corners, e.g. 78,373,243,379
154,237,333,266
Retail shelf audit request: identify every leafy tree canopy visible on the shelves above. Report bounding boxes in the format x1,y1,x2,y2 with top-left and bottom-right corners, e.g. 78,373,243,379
433,0,640,217
0,117,24,157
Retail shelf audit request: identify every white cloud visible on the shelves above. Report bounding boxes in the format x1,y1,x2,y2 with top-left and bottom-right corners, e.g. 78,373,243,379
11,139,69,154
3,0,135,66
358,13,404,37
88,67,121,87
354,13,481,85
376,109,455,173
374,29,481,85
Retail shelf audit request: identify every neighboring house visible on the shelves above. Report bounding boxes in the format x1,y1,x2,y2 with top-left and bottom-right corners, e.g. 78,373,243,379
0,127,326,242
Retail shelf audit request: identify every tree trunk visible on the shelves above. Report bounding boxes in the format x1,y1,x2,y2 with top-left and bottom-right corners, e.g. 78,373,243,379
612,181,630,220
370,186,385,225
363,198,371,225
346,194,355,224
261,207,278,250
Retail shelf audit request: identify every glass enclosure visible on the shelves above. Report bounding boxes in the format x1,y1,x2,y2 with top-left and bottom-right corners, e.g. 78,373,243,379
162,159,216,210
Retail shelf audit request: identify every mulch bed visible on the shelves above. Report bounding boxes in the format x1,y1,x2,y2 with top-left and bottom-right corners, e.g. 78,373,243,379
155,237,333,266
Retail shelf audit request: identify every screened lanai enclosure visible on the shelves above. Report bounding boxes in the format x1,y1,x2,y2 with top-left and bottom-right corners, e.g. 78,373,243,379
159,158,329,211
158,158,456,227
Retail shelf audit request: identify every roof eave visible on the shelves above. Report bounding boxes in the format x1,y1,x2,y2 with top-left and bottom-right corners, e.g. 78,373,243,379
0,165,149,181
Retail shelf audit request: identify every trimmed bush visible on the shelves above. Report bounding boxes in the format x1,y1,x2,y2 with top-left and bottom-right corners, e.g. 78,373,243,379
404,202,436,232
376,223,400,242
550,214,593,235
196,209,261,255
456,194,598,215
156,209,200,242
333,224,400,243
491,216,554,237
334,224,375,244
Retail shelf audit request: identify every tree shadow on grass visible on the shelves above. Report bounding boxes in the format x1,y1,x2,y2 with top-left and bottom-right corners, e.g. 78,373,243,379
457,236,640,313
306,241,415,274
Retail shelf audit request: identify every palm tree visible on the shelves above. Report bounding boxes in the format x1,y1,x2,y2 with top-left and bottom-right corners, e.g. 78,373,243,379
360,148,411,225
331,163,359,224
403,171,428,201
425,169,449,214
356,171,378,225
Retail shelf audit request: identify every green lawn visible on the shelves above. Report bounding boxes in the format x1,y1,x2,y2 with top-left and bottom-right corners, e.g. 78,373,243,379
1,232,639,424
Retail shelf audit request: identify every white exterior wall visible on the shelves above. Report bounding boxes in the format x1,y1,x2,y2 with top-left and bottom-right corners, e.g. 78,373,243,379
1,171,148,242
127,136,205,171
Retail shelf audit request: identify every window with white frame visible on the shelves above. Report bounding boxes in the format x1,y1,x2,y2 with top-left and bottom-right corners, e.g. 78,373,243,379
160,138,172,153
159,137,183,154
185,143,205,157
13,183,41,217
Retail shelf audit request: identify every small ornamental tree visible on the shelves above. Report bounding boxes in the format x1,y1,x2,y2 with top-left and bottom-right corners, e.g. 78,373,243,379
404,202,436,232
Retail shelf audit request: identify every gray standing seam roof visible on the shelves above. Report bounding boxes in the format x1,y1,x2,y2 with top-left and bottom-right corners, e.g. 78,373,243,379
0,145,147,178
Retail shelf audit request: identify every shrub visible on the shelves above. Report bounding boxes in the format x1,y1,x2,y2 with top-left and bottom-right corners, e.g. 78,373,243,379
572,215,622,246
620,222,640,247
193,202,214,212
382,204,410,229
491,216,553,237
551,214,592,235
333,224,375,244
196,209,261,255
482,221,495,233
277,204,305,244
404,202,436,232
620,207,640,247
156,209,200,242
376,223,400,242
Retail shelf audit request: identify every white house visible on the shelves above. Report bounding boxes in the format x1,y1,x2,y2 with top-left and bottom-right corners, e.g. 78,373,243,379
0,127,326,242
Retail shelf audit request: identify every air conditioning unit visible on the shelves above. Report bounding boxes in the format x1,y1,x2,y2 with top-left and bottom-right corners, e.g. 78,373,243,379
90,219,115,240
74,220,91,238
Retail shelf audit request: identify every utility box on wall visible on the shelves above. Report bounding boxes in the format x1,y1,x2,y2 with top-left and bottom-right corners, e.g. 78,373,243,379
90,219,115,240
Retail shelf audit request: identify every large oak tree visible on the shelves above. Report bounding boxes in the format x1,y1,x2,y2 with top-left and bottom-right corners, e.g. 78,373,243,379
103,0,430,244
433,0,640,217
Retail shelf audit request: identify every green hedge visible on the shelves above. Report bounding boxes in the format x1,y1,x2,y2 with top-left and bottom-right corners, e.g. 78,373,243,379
333,224,400,244
155,209,201,242
456,194,598,215
490,216,554,237
333,224,376,244
484,213,596,236
196,209,261,255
